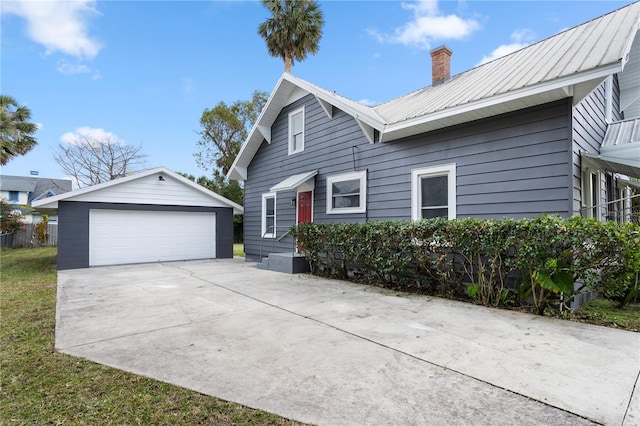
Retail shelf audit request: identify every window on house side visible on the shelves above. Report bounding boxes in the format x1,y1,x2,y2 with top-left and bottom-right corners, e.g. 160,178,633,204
326,170,367,214
288,107,305,155
582,169,601,220
8,191,19,202
411,164,457,220
261,193,276,238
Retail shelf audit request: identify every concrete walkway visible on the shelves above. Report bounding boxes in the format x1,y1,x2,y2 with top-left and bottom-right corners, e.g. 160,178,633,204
56,259,640,426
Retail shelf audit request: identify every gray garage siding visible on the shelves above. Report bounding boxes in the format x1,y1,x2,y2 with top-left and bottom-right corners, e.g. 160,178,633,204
57,201,233,270
244,95,572,260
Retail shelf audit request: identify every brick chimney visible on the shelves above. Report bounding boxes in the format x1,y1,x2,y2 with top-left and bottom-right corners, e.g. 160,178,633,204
430,45,452,85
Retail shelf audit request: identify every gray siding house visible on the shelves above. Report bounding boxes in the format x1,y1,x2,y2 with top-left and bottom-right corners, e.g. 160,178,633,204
229,3,640,264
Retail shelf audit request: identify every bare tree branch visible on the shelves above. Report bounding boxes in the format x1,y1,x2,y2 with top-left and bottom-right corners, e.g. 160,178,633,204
53,136,148,187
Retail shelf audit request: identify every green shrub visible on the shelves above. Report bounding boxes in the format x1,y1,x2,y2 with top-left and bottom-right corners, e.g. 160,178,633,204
292,216,640,314
0,199,25,234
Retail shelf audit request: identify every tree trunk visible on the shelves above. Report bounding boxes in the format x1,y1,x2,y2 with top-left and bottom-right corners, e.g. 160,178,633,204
284,55,293,73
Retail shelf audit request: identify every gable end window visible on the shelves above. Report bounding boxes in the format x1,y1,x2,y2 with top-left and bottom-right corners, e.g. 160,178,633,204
288,107,305,155
261,193,276,238
326,170,367,214
411,164,457,220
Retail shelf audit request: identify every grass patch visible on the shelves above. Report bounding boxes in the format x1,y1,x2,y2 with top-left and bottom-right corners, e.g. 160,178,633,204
0,247,304,425
234,243,245,257
571,298,640,332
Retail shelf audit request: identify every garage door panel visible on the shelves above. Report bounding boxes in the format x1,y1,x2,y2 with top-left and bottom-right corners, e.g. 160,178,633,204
90,210,216,266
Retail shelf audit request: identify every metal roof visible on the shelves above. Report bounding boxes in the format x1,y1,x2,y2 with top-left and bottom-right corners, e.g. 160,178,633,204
228,1,640,180
603,118,640,148
374,1,640,138
270,170,318,192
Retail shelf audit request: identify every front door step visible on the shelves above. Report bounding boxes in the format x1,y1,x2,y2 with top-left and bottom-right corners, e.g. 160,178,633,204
257,252,311,274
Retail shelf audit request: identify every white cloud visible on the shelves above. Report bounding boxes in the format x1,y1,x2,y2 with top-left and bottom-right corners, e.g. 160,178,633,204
477,29,536,66
60,127,123,145
369,0,480,50
56,59,101,79
2,0,101,59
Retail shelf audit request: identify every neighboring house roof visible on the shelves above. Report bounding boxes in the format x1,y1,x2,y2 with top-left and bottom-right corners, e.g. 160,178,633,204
0,175,37,193
32,166,244,215
228,1,640,181
0,175,73,204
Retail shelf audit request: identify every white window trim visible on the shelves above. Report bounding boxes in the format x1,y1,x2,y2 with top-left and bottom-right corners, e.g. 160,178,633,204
411,163,457,221
326,170,367,214
261,193,276,238
288,107,305,155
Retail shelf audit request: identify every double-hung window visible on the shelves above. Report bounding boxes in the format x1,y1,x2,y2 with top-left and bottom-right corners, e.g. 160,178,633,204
261,193,276,238
7,191,19,202
326,170,367,214
411,164,456,220
288,107,305,155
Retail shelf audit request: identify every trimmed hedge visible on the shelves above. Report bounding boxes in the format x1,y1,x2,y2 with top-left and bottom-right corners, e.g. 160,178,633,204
292,216,640,314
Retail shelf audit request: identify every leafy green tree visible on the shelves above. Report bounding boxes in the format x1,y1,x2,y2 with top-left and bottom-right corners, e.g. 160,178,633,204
180,171,243,206
0,95,38,165
258,0,324,73
180,171,244,242
194,90,267,176
0,199,25,234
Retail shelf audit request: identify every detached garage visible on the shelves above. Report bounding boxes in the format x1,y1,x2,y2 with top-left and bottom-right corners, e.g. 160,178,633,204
33,167,243,270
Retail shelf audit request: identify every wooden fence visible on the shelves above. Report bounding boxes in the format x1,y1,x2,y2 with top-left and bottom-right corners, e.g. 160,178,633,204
10,224,59,248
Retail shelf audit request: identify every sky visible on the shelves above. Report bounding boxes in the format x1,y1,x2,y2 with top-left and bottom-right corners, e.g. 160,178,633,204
1,0,634,183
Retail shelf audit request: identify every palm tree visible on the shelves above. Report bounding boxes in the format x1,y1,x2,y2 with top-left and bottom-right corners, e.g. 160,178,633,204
0,95,38,165
258,0,324,73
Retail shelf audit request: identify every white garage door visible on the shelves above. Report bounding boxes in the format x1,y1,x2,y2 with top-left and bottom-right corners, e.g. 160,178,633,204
89,209,216,266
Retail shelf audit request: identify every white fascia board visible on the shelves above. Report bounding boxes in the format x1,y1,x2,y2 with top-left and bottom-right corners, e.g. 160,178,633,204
228,74,291,180
32,166,244,214
227,140,250,179
381,62,622,142
31,167,170,207
322,95,385,130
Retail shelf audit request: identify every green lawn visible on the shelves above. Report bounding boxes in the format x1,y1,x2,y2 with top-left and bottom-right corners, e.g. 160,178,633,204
0,247,303,425
234,243,245,257
571,297,640,332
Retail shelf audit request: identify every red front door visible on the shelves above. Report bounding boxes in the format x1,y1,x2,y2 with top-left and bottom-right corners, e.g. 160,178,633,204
297,191,313,224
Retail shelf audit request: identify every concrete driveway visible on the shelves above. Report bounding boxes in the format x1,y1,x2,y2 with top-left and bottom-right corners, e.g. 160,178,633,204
56,259,640,426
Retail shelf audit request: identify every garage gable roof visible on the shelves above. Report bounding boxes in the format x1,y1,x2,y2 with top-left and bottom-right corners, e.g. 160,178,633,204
32,167,243,215
228,1,640,181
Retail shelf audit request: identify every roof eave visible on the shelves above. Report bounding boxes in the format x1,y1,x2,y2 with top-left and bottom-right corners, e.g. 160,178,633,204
32,167,244,214
227,73,384,180
379,62,622,143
